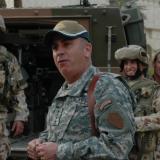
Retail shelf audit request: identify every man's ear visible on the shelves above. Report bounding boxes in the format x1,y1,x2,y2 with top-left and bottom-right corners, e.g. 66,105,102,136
84,43,92,58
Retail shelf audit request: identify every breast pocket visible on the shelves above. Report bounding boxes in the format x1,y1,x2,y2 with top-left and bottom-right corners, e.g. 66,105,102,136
49,107,63,126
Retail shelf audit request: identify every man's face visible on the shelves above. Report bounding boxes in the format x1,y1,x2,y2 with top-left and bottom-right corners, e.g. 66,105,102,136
52,37,92,83
154,54,160,76
123,59,138,77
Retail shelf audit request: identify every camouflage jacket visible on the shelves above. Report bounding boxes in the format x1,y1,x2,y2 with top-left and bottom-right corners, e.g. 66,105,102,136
39,65,135,160
127,77,160,160
0,45,29,123
127,78,160,132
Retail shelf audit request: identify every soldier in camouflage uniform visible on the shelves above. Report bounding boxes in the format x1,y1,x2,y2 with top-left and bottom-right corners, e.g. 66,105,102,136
115,45,160,160
0,15,29,160
152,51,160,84
27,20,136,160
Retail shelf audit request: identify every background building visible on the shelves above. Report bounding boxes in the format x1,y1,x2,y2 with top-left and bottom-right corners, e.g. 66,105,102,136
137,0,160,54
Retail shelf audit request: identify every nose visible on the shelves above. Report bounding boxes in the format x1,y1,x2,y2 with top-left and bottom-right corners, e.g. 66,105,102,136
125,61,133,68
53,43,65,57
55,50,65,59
126,63,131,68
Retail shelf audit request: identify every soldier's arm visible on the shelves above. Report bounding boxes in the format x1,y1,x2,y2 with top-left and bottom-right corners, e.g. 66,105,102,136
56,76,135,160
8,52,29,121
13,90,29,121
135,112,160,132
135,86,160,132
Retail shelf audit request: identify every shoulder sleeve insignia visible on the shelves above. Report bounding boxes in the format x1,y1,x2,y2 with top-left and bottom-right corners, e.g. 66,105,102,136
96,99,112,110
107,112,124,129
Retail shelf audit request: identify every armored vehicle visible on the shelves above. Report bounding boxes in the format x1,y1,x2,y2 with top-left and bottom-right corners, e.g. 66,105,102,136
0,4,146,159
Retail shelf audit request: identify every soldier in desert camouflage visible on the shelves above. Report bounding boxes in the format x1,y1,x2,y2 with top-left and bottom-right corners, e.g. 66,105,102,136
115,45,160,160
0,15,29,160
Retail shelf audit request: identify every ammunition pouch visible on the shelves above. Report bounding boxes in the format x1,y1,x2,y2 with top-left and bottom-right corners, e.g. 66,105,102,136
136,131,157,153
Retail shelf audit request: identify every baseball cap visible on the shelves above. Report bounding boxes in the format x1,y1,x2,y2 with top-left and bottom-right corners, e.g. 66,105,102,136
45,20,90,46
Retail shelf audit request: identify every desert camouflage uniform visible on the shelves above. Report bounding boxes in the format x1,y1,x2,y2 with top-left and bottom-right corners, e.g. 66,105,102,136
126,77,160,160
39,65,135,160
0,45,29,159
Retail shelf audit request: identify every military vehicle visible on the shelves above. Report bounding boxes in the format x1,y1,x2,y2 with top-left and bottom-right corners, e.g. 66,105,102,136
0,2,146,159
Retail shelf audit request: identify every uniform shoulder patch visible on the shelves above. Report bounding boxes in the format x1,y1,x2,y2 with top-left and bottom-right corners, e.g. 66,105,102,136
107,112,124,129
96,99,112,110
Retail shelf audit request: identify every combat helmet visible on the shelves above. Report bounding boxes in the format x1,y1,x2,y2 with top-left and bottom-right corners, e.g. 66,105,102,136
0,15,6,32
115,45,148,65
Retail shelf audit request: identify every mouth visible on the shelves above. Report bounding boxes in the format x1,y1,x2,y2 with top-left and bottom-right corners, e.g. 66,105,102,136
126,70,136,75
57,59,68,65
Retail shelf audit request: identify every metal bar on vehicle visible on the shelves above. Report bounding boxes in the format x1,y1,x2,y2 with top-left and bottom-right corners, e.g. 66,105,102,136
107,26,112,72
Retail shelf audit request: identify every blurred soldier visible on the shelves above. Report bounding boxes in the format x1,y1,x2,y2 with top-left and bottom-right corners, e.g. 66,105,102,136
115,45,160,160
152,51,160,84
27,20,136,160
0,15,29,159
0,0,6,8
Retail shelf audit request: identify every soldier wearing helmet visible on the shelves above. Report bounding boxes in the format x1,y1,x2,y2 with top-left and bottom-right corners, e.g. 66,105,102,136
115,45,160,160
115,45,149,80
0,15,29,159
